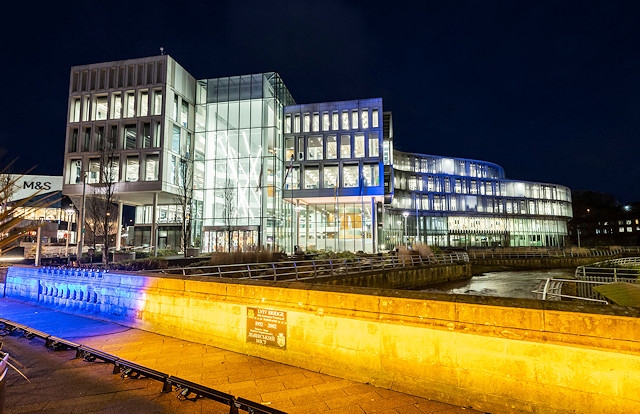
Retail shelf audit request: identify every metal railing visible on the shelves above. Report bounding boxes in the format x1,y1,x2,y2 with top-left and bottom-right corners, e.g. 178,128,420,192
468,248,636,260
147,253,470,282
534,256,640,303
532,278,611,303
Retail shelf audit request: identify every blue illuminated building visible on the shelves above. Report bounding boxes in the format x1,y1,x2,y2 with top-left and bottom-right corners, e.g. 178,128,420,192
62,55,572,254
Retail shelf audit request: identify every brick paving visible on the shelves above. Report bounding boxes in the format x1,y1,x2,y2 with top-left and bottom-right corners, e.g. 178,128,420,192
0,299,484,413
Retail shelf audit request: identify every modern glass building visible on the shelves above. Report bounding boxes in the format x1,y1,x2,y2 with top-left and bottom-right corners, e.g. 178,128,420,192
62,55,572,254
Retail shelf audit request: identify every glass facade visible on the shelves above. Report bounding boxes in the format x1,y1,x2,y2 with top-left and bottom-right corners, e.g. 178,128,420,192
198,73,295,252
62,55,573,254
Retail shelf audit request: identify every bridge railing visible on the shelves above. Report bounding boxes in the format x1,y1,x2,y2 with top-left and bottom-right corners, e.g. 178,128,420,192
468,248,633,260
532,278,612,304
146,253,469,282
534,256,640,303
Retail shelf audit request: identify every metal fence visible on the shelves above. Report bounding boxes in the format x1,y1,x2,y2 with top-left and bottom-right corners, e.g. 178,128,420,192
149,253,470,282
534,256,640,303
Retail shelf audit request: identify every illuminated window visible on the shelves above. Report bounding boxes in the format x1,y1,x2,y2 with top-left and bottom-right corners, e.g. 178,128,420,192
326,136,337,159
332,112,339,130
126,91,136,118
304,167,319,189
342,165,358,187
312,113,319,132
139,90,148,117
322,112,330,131
307,137,323,160
351,110,358,129
111,93,122,119
361,110,369,129
285,115,291,133
126,156,139,182
293,114,300,133
95,96,108,120
70,97,81,122
340,135,351,158
372,109,379,128
145,154,159,181
368,133,379,157
324,165,338,188
363,164,379,186
152,89,162,116
303,113,310,132
341,111,349,130
354,134,365,157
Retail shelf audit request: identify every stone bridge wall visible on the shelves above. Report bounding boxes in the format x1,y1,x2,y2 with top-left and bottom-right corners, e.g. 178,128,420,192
3,265,640,414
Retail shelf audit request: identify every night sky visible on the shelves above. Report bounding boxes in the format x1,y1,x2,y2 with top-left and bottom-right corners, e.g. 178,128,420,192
2,1,639,202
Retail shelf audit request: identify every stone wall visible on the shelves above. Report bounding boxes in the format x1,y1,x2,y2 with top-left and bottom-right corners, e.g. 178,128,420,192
4,265,640,414
314,263,471,289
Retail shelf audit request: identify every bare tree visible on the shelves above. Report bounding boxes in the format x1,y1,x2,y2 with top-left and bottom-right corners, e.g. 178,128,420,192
87,136,120,265
174,157,194,257
222,179,236,252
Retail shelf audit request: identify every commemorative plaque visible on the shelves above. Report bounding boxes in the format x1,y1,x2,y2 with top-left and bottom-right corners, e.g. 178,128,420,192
246,307,287,349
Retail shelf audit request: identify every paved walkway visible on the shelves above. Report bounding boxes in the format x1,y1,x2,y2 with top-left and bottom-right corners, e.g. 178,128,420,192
0,298,484,413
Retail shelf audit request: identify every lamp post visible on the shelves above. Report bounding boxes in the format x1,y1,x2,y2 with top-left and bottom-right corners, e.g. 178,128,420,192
65,208,75,263
402,211,409,247
77,171,87,264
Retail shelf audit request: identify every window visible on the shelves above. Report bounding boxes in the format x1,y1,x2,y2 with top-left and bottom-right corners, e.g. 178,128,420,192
145,154,159,181
361,110,369,129
303,113,310,132
139,90,148,117
68,129,78,153
322,112,330,131
372,109,379,128
153,121,161,147
110,92,121,119
342,165,358,187
70,159,82,184
332,112,339,130
125,125,136,149
297,136,305,160
70,97,81,122
304,167,319,189
181,100,189,127
312,113,319,132
341,111,349,130
95,126,104,151
142,123,151,148
88,159,100,183
326,136,337,159
285,115,291,133
172,125,180,152
95,96,108,120
340,135,351,158
82,128,91,151
354,134,365,158
307,137,323,160
362,164,379,186
324,165,338,188
368,133,379,157
126,156,139,182
152,89,163,115
293,114,300,133
351,110,358,130
125,91,135,118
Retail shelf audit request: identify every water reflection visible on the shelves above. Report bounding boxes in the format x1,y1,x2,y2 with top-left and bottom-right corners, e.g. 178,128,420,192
423,268,576,299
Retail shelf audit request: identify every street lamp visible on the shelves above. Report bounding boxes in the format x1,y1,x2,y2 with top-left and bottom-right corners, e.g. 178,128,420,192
402,211,409,246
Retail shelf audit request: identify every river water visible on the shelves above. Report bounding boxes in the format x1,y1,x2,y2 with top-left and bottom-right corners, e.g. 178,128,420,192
423,268,576,299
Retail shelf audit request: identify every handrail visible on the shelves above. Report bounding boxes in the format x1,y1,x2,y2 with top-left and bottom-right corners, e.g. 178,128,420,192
142,253,470,282
467,247,637,260
532,277,610,304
